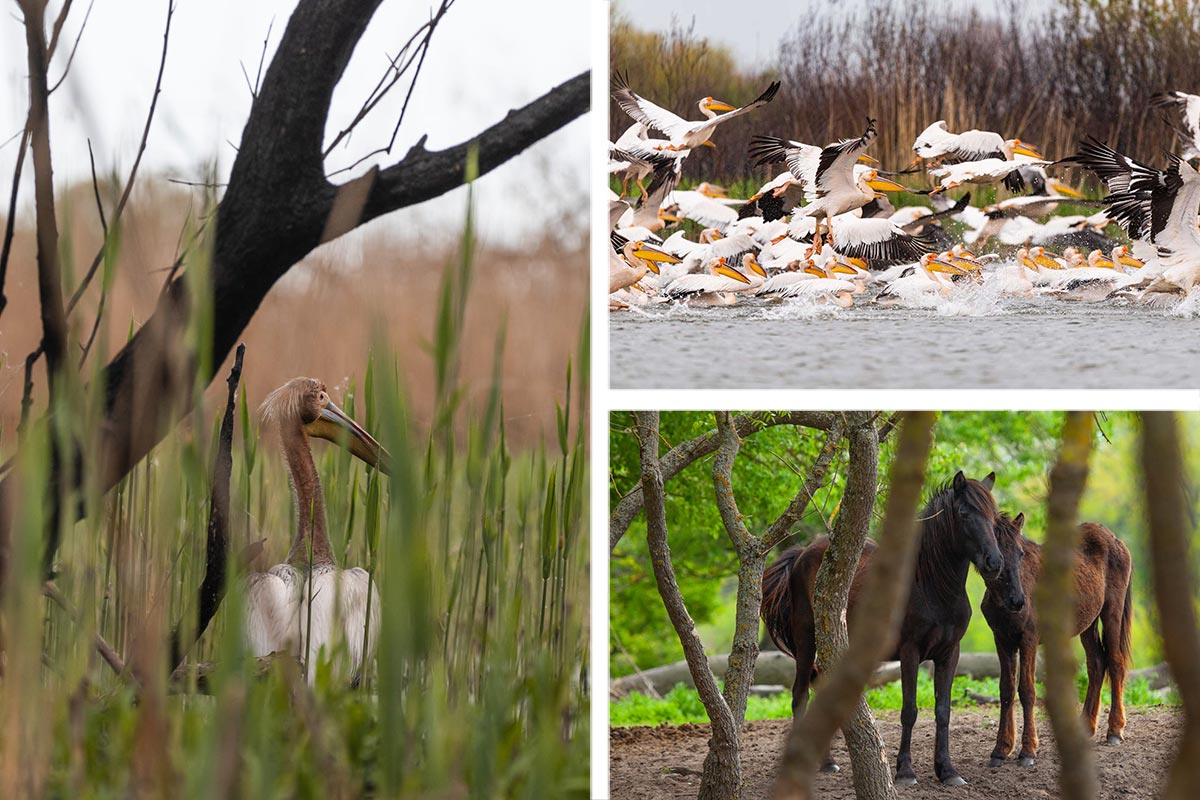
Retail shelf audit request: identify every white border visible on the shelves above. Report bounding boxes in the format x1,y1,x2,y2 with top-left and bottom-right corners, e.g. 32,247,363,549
589,2,612,798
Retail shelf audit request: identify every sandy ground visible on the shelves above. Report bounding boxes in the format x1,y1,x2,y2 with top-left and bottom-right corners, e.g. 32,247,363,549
609,707,1183,799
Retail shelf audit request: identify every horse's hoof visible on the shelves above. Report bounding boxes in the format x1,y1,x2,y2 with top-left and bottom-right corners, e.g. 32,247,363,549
1018,756,1036,767
989,757,1005,768
1106,734,1123,745
941,775,968,787
819,763,840,774
894,776,918,787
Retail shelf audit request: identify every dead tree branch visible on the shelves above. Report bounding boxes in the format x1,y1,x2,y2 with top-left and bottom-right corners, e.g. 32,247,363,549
773,411,936,800
169,343,245,669
1038,411,1098,800
1140,412,1200,799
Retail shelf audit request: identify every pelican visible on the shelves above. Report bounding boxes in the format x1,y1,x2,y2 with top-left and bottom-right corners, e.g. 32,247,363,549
664,183,743,230
795,119,905,250
662,257,754,305
612,71,781,150
828,214,938,266
1151,91,1200,162
927,140,1048,193
610,238,681,293
247,378,390,684
912,120,1012,164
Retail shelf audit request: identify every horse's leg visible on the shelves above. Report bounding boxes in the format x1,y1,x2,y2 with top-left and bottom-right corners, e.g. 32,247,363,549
1102,598,1128,744
894,645,921,786
1079,621,1106,737
990,640,1018,766
792,615,838,772
1017,638,1039,765
933,646,966,786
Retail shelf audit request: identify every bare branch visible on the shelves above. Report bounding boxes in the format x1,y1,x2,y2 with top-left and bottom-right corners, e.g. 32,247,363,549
0,124,29,319
43,580,132,683
611,411,840,551
47,0,93,94
761,422,844,552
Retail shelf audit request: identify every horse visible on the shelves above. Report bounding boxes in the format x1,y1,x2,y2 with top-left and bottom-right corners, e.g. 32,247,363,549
980,513,1133,767
761,470,1009,787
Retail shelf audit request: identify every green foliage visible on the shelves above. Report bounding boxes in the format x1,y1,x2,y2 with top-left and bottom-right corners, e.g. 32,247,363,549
611,412,1200,675
610,673,1181,727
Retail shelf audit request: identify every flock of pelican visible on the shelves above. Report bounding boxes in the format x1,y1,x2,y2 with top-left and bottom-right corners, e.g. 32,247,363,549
608,75,1200,312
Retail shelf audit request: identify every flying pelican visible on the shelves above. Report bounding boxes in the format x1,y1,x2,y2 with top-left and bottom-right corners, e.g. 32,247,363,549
247,378,390,684
793,119,905,250
612,71,781,150
927,140,1048,193
913,121,1015,164
828,214,938,266
1151,91,1200,162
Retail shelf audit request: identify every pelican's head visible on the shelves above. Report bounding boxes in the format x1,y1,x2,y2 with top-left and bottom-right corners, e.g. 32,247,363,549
625,240,682,274
743,252,767,278
698,96,736,116
1087,249,1117,269
713,257,752,284
1004,139,1044,160
261,378,391,474
1112,245,1144,268
860,169,906,195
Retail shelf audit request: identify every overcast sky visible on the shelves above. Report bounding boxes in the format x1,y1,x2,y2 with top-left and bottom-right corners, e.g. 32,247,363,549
1,1,589,245
616,0,1052,68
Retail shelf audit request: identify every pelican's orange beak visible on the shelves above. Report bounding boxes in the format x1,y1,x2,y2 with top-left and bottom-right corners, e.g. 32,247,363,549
715,263,752,284
747,256,767,278
1011,141,1044,159
1048,180,1084,199
706,99,736,113
866,173,906,192
856,153,879,164
305,401,391,475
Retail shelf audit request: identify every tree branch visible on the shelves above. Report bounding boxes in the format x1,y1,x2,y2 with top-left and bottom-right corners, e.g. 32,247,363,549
761,422,844,552
1037,411,1098,800
1140,412,1200,799
611,411,839,551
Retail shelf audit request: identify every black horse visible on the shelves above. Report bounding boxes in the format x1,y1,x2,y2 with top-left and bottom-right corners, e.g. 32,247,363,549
761,470,1013,786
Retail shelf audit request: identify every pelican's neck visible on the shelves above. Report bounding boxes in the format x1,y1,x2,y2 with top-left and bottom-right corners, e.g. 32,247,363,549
282,423,335,569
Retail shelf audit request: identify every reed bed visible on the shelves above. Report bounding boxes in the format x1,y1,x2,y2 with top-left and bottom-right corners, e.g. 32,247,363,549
0,184,589,797
611,0,1200,183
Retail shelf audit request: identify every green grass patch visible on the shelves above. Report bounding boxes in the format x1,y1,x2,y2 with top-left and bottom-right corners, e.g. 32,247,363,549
611,672,1180,728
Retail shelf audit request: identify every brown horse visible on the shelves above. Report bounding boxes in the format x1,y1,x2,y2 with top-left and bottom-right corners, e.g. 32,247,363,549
981,513,1133,767
761,471,1009,787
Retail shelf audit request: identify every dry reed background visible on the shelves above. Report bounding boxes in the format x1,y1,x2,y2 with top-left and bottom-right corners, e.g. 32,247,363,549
611,0,1200,184
0,179,585,450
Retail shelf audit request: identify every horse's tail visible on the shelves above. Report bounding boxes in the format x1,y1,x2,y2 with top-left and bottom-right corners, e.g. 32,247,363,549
1118,576,1133,666
761,547,803,657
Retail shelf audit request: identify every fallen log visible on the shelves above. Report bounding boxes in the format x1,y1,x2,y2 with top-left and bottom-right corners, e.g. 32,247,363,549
610,652,1174,699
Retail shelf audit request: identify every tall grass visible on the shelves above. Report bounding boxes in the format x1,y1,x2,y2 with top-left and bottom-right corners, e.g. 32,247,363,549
611,0,1200,183
0,179,589,797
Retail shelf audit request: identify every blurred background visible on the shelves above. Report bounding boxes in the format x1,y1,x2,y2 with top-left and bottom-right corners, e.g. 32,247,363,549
1,0,588,448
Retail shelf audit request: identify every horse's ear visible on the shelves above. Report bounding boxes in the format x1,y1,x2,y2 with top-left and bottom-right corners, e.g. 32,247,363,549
981,471,996,490
1013,512,1025,529
952,470,966,492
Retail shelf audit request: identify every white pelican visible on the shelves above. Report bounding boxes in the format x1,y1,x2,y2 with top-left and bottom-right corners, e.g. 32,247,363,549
1151,91,1200,161
612,71,781,151
662,257,754,305
247,378,390,684
828,214,938,266
875,254,964,304
927,140,1048,193
758,261,861,306
795,119,906,250
610,238,682,293
912,120,1011,163
664,183,743,230
1068,137,1200,293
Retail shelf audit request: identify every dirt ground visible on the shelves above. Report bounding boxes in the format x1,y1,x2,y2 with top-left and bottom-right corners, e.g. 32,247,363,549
609,707,1183,799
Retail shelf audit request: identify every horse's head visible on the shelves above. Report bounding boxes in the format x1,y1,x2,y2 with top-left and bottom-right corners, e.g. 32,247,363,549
950,470,1003,580
988,512,1028,612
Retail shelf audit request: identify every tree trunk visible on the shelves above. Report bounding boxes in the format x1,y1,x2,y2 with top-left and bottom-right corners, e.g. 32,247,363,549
772,411,936,800
634,411,741,799
1037,411,1099,800
1140,412,1200,799
809,414,895,800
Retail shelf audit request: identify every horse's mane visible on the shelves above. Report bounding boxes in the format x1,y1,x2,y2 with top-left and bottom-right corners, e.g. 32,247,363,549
915,476,997,600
